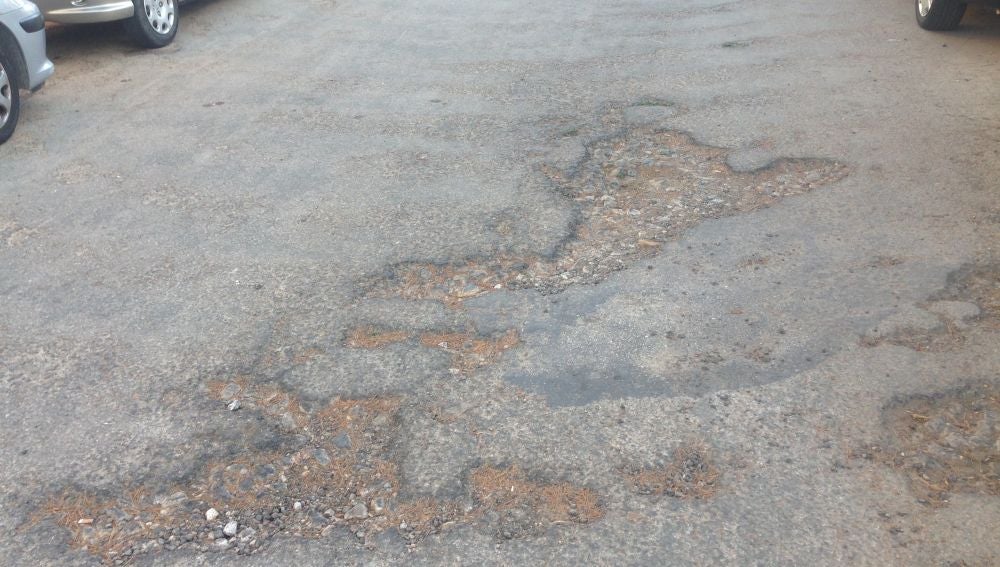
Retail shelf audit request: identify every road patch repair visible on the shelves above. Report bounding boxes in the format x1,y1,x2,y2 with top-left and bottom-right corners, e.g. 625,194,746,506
361,127,849,306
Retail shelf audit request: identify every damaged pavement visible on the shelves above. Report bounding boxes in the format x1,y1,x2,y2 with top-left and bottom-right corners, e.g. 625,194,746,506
1,0,999,565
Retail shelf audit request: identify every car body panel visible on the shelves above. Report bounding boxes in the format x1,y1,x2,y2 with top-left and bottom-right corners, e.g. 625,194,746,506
32,0,133,24
0,0,54,90
34,0,193,25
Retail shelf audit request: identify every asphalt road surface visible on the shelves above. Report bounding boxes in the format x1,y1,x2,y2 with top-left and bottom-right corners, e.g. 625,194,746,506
2,0,999,565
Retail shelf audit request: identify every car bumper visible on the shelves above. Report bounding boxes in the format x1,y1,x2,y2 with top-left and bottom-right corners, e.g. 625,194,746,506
4,3,54,90
34,0,134,25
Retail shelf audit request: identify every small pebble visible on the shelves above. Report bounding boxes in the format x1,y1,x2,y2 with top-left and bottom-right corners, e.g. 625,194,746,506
223,521,239,537
344,502,368,520
205,508,219,522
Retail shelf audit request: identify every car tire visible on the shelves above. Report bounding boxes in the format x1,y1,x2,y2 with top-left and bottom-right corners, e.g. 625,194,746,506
0,48,21,145
916,0,967,31
124,0,179,49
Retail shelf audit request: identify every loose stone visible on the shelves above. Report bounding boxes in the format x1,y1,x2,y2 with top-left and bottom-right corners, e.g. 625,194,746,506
344,502,368,520
223,521,239,537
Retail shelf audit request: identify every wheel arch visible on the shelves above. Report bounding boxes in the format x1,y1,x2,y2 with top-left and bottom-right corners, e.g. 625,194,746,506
0,24,28,88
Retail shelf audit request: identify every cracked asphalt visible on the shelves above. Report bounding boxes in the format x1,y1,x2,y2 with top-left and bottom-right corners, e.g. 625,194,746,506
2,0,999,565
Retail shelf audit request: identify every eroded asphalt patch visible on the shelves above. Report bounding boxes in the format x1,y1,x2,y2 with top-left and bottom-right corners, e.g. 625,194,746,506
34,382,604,562
20,103,1000,565
854,264,1000,505
344,326,520,375
23,103,857,564
360,120,848,306
876,383,1000,505
861,263,999,352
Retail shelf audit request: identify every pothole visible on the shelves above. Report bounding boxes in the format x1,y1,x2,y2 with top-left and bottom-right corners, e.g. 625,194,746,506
30,382,600,564
0,217,37,247
622,442,721,500
470,465,603,540
866,383,1000,505
361,128,848,306
862,263,999,352
344,327,412,350
860,315,966,352
934,264,1000,323
344,326,520,373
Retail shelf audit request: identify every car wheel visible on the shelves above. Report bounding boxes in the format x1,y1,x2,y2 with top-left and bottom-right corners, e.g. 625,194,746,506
124,0,179,49
0,49,20,145
916,0,967,30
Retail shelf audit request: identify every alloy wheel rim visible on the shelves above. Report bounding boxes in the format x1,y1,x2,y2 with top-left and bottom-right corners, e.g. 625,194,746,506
918,0,933,17
0,62,11,129
143,0,176,34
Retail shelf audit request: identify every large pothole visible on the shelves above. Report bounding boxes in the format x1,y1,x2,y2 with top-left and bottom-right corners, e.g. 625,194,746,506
361,128,849,306
29,381,602,564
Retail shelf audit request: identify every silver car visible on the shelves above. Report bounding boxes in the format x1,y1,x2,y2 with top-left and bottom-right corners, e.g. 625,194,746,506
0,0,54,145
35,0,182,48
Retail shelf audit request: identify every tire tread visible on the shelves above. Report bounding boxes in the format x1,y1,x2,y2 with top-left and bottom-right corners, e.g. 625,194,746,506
123,0,179,49
0,50,21,145
916,0,967,31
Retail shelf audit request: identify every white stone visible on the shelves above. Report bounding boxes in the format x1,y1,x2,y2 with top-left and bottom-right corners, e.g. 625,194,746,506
223,521,238,537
